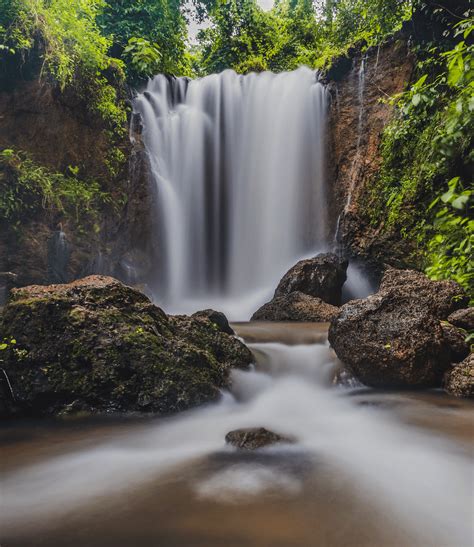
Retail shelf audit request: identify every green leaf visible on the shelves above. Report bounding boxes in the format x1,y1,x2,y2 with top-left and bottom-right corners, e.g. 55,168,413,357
412,93,421,106
451,195,469,209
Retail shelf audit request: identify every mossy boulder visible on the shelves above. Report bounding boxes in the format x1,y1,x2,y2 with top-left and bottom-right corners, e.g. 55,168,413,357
0,276,252,417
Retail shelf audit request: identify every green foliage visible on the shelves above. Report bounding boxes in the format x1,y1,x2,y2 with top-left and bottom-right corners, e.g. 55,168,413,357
365,14,473,296
425,178,473,293
315,0,412,52
196,0,411,75
123,37,162,79
0,149,113,230
1,0,113,88
0,338,16,352
99,0,192,80
0,0,127,133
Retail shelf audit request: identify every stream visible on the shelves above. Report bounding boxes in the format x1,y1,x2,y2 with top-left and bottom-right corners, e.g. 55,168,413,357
1,322,473,546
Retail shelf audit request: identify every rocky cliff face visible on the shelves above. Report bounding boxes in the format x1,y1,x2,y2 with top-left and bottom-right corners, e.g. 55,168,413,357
0,37,417,298
0,71,153,300
326,36,415,266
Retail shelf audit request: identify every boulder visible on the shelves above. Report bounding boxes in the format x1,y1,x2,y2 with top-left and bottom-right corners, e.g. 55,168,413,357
447,308,474,331
329,295,451,388
251,291,339,322
441,323,470,363
274,253,348,306
444,354,474,398
225,427,296,450
379,268,468,318
0,276,252,417
192,309,234,335
328,268,468,389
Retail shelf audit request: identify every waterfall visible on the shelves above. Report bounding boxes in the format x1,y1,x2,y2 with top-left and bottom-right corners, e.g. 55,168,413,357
344,55,367,213
133,68,328,319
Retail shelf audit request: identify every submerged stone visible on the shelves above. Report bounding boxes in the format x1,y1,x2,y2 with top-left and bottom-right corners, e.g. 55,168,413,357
0,276,252,417
225,427,296,450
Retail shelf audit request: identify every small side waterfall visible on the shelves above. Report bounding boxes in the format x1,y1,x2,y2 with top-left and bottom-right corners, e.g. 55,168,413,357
344,54,367,213
134,68,329,318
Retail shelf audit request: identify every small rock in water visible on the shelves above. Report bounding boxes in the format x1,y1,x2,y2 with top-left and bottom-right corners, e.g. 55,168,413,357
225,427,296,450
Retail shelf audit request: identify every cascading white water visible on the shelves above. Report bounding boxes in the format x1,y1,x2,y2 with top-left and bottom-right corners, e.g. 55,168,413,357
2,326,472,546
342,55,366,215
133,68,328,319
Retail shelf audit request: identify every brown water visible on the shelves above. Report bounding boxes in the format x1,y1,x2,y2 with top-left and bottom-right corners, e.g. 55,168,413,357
1,322,473,547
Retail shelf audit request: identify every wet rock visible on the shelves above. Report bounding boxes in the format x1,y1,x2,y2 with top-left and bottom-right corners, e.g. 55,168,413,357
274,253,348,306
444,354,474,398
0,276,252,417
327,268,467,389
329,295,450,388
192,309,234,335
447,308,474,331
379,268,468,319
252,291,339,322
441,323,470,363
328,268,469,389
225,427,296,450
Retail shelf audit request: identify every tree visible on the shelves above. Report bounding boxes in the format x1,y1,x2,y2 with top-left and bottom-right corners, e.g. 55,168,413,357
99,0,191,79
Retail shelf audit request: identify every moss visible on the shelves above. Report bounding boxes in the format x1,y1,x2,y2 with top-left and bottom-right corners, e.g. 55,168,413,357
0,277,252,416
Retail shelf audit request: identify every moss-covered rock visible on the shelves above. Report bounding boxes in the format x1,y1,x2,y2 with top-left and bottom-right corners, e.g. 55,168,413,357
0,276,252,417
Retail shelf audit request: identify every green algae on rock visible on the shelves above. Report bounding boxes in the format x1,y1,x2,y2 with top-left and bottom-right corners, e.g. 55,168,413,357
0,276,252,417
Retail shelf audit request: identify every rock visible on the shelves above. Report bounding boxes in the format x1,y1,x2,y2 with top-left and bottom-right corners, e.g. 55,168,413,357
274,253,348,306
251,291,339,322
444,354,474,398
225,427,296,450
441,323,470,363
379,268,468,319
327,268,468,389
329,294,451,388
0,276,252,417
447,308,474,331
192,309,234,335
